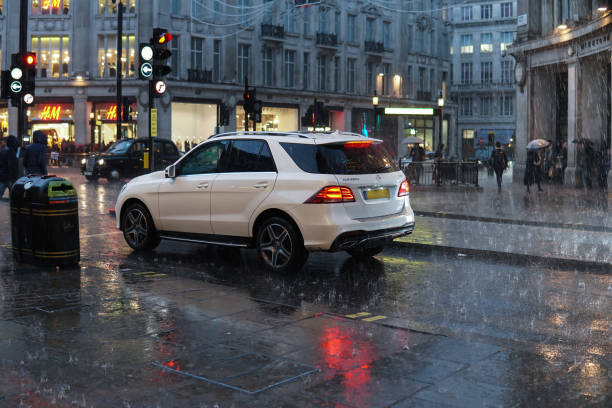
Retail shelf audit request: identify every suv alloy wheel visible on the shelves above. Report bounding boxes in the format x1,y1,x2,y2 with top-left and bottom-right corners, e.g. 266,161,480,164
121,202,161,250
256,216,308,273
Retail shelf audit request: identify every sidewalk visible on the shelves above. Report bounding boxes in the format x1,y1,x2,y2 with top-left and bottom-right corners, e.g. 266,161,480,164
405,166,612,266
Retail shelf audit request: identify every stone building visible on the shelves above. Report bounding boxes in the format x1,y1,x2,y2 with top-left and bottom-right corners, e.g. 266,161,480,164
0,0,454,159
449,0,517,160
508,0,611,186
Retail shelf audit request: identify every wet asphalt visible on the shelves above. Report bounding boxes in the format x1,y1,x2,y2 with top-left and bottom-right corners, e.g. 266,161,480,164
0,169,610,407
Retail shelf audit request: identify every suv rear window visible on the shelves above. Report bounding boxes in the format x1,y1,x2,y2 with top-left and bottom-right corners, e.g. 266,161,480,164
280,142,399,174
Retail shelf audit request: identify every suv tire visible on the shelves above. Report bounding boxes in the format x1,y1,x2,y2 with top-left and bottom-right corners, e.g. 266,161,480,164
347,244,385,259
256,216,308,273
121,202,161,251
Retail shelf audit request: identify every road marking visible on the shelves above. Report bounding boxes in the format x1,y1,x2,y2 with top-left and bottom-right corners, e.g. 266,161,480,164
131,271,167,278
362,315,387,322
346,312,371,319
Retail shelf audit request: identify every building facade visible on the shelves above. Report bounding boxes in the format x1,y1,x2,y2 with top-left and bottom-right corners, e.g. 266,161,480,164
0,0,454,159
509,0,611,186
449,0,517,160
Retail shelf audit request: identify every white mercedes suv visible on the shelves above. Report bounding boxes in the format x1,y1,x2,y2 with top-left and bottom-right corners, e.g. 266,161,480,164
115,131,415,272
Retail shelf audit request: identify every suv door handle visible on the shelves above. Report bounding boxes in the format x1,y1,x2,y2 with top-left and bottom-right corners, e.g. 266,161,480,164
253,182,268,189
197,182,209,189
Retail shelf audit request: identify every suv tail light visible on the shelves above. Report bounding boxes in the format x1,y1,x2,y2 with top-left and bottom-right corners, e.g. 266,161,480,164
398,179,409,197
305,186,356,203
344,140,373,148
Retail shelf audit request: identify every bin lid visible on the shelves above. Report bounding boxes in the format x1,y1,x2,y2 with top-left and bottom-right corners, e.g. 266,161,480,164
47,180,77,204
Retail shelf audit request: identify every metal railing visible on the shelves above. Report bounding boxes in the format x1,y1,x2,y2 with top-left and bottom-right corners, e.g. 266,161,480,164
403,161,479,187
261,23,285,39
316,33,338,47
364,41,384,53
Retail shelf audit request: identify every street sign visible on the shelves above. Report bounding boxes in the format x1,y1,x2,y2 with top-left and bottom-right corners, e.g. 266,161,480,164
10,81,22,93
154,80,166,95
23,93,34,105
151,108,158,137
140,63,152,78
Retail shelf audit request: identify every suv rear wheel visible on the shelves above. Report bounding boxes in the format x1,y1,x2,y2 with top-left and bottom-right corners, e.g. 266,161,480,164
121,202,161,250
256,216,308,273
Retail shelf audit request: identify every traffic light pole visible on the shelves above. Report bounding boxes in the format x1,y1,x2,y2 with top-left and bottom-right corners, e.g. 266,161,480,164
17,0,28,147
149,79,154,172
116,0,124,142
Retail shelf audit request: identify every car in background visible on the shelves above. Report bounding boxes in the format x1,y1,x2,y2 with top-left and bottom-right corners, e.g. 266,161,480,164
115,131,415,273
81,138,180,181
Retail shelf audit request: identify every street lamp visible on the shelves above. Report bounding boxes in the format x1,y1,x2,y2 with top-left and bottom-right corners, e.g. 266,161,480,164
437,93,444,153
89,112,95,151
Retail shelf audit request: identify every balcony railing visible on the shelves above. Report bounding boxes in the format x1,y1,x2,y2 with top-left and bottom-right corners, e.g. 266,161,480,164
364,41,384,54
316,33,338,47
187,69,213,83
261,24,285,39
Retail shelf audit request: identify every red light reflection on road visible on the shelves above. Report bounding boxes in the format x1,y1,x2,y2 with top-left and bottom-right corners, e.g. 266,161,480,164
321,325,376,406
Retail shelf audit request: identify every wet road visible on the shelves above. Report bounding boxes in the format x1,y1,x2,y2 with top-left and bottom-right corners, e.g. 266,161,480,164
0,171,610,407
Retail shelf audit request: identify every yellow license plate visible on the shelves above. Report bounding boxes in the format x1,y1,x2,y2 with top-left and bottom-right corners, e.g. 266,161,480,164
365,189,390,200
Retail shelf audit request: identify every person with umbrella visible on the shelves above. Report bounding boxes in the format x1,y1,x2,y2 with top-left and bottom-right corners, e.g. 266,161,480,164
524,139,547,193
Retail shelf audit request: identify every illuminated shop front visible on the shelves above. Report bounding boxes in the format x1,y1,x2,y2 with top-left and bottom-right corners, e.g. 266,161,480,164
91,101,138,145
236,106,298,132
0,105,9,138
28,103,74,146
171,102,217,152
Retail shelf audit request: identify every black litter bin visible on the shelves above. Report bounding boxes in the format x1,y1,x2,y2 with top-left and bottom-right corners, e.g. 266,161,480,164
10,175,80,266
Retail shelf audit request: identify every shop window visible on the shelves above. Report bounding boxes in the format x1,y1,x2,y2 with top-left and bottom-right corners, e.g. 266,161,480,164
31,36,70,78
32,0,69,15
97,35,136,78
99,0,136,14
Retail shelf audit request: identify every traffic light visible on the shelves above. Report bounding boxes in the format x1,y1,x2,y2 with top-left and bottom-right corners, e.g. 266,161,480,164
138,42,154,80
21,52,36,106
243,89,255,114
152,28,173,78
252,100,262,123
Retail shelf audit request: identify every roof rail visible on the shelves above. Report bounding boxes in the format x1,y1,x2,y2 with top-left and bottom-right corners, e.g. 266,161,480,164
209,131,313,139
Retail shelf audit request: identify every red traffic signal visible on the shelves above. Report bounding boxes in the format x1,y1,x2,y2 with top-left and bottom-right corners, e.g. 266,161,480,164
153,28,173,45
23,53,36,66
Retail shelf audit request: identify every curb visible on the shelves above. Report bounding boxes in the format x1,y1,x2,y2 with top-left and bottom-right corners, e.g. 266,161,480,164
414,211,612,233
390,240,611,272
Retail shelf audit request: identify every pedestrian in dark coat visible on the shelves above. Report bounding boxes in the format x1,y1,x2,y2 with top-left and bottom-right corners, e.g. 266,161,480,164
23,130,48,175
490,142,508,191
0,135,19,198
598,145,610,193
524,149,542,193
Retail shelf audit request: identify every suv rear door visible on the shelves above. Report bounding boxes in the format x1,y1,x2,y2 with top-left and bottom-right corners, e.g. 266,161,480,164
210,139,277,237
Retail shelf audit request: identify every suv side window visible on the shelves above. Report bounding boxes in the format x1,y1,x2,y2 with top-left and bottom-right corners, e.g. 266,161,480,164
220,140,277,172
179,141,227,176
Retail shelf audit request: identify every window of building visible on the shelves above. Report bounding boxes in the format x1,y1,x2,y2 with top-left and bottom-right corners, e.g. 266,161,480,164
418,67,426,92
319,8,328,34
263,47,273,86
480,33,493,53
303,52,309,89
500,31,515,51
501,2,513,18
334,12,341,37
170,36,180,79
430,30,435,54
284,50,295,88
407,25,413,52
382,63,391,95
347,15,356,42
416,28,424,53
481,4,492,19
317,55,327,91
461,6,472,21
171,0,180,14
481,61,492,84
31,36,70,78
480,96,493,116
460,34,473,54
501,95,514,115
96,35,136,78
501,60,514,84
461,62,472,84
238,44,249,84
383,22,391,48
285,1,295,33
346,58,355,94
303,6,310,35
213,40,222,82
191,37,203,70
461,97,472,116
463,129,475,140
32,0,70,15
239,0,250,25
406,65,413,96
98,0,136,14
366,62,374,94
334,57,341,92
366,18,375,42
213,0,222,21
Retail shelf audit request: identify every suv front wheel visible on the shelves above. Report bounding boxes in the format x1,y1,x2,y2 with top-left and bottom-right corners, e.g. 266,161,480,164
121,202,161,250
256,217,308,273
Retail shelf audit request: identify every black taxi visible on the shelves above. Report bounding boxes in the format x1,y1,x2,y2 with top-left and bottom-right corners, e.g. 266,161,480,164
81,138,181,181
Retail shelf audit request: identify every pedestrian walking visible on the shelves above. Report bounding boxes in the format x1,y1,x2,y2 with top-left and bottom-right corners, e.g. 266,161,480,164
524,149,542,193
598,145,610,193
0,135,19,199
489,142,508,191
23,130,48,176
579,139,595,188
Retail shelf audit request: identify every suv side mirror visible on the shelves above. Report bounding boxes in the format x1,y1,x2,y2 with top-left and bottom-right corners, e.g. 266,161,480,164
165,164,176,178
